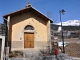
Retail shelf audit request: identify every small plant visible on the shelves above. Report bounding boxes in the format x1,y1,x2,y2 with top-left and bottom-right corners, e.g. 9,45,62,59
9,50,24,58
9,52,16,57
40,50,49,56
14,50,21,53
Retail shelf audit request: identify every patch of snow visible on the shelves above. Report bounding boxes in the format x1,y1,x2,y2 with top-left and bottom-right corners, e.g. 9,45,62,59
57,26,62,33
58,42,67,47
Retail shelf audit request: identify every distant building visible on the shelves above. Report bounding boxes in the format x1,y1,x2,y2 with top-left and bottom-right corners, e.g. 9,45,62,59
0,24,6,36
51,24,80,40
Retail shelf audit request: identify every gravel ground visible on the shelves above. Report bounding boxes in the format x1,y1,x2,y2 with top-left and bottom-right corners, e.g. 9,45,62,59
65,43,80,58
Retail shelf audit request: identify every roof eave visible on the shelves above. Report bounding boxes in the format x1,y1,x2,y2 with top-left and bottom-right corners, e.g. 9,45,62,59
3,7,53,23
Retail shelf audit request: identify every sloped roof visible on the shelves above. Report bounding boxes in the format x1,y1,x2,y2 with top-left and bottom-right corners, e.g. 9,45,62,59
3,3,53,23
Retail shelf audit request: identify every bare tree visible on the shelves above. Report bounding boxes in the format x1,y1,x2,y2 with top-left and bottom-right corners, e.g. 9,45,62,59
46,11,58,24
46,11,52,19
52,17,58,23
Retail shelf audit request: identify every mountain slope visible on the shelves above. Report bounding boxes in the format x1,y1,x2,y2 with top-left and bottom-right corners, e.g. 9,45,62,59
51,24,80,31
57,20,80,26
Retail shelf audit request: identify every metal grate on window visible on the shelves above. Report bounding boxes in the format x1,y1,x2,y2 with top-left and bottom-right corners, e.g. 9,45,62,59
24,25,34,30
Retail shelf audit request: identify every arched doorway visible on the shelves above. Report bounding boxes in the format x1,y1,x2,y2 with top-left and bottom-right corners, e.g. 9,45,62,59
24,25,34,48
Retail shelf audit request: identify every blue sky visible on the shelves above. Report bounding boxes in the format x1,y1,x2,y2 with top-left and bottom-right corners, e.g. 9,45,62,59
0,0,80,23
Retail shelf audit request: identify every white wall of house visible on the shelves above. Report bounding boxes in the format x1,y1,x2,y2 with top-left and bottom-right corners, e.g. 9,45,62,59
0,36,5,60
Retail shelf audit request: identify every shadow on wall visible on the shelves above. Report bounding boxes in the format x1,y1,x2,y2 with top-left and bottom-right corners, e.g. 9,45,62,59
11,12,47,26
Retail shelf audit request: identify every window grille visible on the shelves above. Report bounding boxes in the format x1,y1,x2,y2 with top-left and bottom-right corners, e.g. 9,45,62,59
24,25,34,30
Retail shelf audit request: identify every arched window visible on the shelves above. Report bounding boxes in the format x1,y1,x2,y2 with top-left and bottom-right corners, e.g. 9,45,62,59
24,25,34,30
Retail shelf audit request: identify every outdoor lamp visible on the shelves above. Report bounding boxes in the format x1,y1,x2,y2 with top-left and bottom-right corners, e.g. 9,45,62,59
59,9,65,53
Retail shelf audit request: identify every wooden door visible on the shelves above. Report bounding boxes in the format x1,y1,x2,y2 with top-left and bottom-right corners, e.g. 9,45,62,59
24,33,34,48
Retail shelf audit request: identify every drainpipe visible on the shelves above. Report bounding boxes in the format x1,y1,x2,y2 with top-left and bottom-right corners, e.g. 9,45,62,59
4,18,7,60
4,18,8,48
4,16,10,60
4,16,10,47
